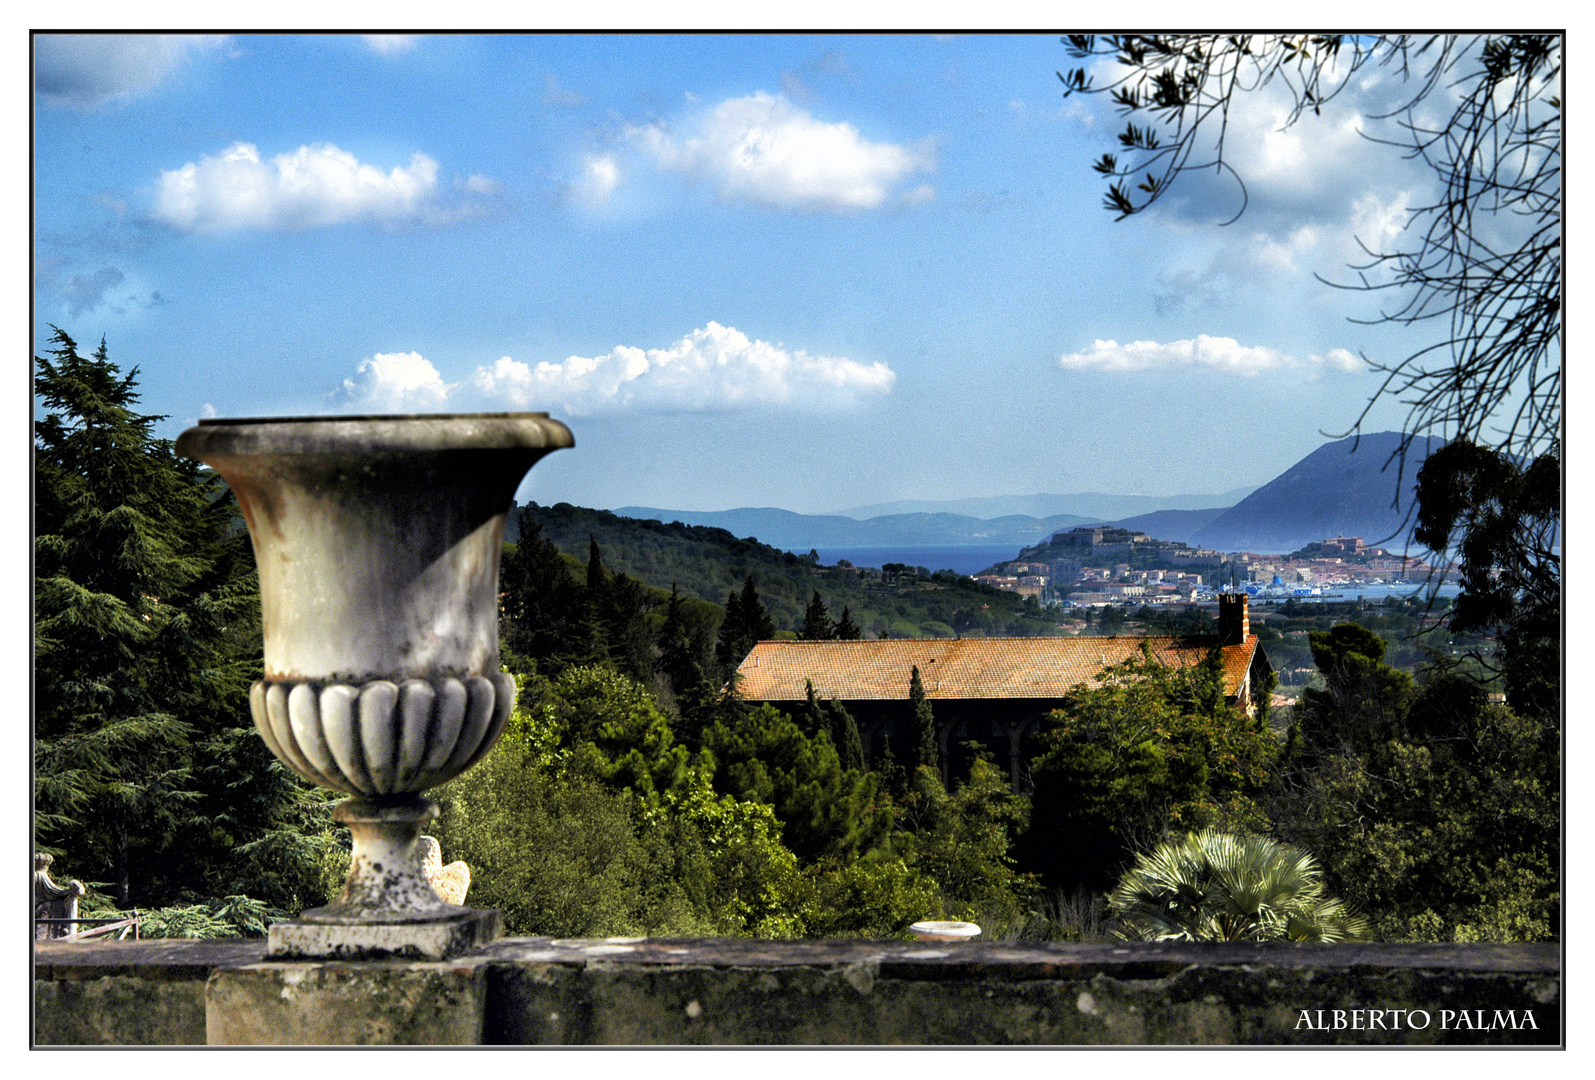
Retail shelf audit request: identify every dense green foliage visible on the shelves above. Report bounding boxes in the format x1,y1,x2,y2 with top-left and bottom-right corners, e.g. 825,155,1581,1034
1021,645,1277,892
1414,441,1560,721
702,703,886,862
33,329,343,912
432,667,1035,938
1108,829,1369,943
431,672,804,937
1269,626,1558,941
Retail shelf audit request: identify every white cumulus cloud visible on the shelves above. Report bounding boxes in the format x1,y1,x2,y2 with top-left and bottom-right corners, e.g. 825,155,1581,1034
35,34,228,107
470,322,896,414
153,142,444,232
628,92,934,212
338,352,455,411
1058,336,1364,377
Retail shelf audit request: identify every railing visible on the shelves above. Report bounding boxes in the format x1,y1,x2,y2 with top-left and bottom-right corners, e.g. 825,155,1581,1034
34,915,140,941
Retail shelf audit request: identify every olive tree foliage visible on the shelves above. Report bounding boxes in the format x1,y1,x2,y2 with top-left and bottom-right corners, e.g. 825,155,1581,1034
1059,34,1561,461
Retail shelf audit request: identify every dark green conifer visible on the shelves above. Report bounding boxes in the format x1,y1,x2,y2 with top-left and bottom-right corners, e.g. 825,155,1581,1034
714,574,774,674
33,328,338,910
801,679,825,737
909,665,939,774
833,605,862,640
826,699,866,773
801,590,834,640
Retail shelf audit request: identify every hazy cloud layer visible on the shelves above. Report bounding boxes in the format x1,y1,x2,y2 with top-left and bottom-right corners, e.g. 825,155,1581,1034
471,322,897,414
542,74,586,106
1071,44,1459,310
152,142,497,232
61,266,126,316
362,35,421,55
567,154,621,206
338,352,455,411
1059,336,1363,377
35,34,228,107
628,92,934,211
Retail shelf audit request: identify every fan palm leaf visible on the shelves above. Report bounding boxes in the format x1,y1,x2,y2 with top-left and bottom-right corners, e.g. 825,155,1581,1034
1110,828,1370,942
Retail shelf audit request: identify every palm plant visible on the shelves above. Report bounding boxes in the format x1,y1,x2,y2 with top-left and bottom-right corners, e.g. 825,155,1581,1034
1109,829,1370,943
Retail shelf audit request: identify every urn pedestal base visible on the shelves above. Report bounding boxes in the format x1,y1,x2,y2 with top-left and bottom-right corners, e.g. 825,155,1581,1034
266,909,501,962
266,796,502,961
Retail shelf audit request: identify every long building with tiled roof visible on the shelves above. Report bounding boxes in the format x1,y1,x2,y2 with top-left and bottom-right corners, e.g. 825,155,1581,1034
734,594,1270,790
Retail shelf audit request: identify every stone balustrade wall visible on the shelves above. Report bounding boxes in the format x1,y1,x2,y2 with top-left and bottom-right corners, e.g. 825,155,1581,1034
33,937,1560,1046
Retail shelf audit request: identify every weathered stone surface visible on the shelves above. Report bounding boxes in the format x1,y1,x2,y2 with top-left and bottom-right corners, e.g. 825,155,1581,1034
206,962,489,1045
34,937,266,980
268,908,501,962
33,938,263,1046
35,976,209,1045
479,938,1560,1046
34,937,1561,1046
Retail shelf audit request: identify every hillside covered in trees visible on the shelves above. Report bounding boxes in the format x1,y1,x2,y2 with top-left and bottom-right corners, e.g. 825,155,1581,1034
508,500,1060,641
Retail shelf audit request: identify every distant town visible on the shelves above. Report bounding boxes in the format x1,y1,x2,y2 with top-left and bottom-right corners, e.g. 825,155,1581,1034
966,526,1444,607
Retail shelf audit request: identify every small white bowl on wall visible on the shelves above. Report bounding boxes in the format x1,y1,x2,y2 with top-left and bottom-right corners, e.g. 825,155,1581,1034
910,920,982,942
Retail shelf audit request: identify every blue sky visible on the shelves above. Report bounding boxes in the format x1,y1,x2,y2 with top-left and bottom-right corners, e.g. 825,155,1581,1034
33,32,1451,514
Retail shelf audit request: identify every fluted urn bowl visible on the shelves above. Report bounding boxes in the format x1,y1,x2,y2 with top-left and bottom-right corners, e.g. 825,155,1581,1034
177,412,572,942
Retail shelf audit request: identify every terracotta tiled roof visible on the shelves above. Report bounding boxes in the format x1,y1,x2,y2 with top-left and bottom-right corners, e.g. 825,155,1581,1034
735,636,1261,702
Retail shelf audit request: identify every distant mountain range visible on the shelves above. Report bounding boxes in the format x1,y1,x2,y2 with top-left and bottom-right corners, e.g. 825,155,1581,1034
834,488,1258,521
612,431,1440,558
609,506,1099,551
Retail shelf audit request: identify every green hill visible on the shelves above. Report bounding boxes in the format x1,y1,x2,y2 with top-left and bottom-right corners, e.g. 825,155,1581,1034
509,502,1060,640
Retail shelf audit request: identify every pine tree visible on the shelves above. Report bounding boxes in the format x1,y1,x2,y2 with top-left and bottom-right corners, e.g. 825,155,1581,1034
33,328,337,909
833,605,862,641
714,574,774,674
801,590,834,640
500,511,592,673
909,666,939,774
656,585,700,694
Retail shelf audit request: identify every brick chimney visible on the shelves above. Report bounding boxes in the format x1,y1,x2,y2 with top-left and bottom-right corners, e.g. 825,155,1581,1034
1218,593,1250,645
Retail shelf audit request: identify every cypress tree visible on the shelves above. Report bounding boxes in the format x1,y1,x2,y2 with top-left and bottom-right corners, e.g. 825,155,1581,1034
874,728,906,801
826,699,866,773
909,665,939,773
585,535,605,590
833,605,862,640
800,679,825,737
656,585,699,694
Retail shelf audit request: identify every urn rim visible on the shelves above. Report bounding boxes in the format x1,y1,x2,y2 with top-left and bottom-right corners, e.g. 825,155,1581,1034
178,411,574,457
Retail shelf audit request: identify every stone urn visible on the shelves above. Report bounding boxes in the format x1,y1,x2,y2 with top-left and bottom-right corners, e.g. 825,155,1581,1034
177,412,573,959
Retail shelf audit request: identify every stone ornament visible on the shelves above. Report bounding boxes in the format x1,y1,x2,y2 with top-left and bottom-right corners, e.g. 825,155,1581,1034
34,853,85,940
178,412,571,959
419,836,471,906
